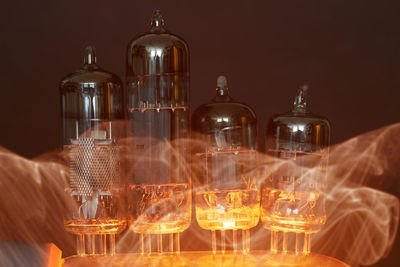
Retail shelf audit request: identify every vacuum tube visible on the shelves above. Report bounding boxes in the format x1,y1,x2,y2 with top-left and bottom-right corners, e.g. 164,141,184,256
192,76,259,254
125,9,190,254
261,85,331,262
60,46,126,255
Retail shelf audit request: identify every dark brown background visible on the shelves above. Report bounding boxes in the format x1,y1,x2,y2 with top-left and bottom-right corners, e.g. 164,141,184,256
0,0,399,266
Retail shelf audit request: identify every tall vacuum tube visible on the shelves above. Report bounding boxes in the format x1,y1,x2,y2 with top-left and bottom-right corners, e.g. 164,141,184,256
192,76,259,254
60,46,126,255
261,85,331,263
125,9,191,254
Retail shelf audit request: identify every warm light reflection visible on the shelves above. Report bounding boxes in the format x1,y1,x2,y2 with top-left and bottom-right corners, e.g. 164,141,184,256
195,189,260,230
0,123,400,266
61,251,350,266
127,183,191,234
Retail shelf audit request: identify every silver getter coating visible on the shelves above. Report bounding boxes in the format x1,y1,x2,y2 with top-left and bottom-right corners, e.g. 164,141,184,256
126,9,189,111
266,85,331,154
125,9,190,185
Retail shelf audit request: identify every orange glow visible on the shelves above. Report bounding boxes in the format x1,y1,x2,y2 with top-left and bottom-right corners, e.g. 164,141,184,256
261,189,326,233
195,189,260,230
61,251,350,266
64,219,126,235
44,243,62,267
1,123,400,266
127,183,191,234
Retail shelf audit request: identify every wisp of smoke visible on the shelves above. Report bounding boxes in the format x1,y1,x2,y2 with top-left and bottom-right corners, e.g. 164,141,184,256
0,123,399,266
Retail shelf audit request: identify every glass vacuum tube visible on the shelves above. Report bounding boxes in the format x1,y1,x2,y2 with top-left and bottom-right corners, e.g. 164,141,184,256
192,76,259,254
60,46,126,255
261,85,331,262
125,9,190,254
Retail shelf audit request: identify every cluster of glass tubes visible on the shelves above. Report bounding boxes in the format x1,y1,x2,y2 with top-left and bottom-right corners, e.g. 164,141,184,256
60,9,331,259
192,78,330,258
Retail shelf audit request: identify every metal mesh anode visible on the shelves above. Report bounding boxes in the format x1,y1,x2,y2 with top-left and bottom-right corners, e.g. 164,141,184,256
68,138,120,196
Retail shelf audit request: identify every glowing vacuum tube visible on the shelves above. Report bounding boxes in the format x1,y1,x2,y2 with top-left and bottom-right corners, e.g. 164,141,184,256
192,76,259,254
60,46,126,255
125,9,191,254
261,85,331,262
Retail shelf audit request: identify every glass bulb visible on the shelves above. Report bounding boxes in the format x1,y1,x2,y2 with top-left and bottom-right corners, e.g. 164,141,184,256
192,76,259,254
262,85,331,261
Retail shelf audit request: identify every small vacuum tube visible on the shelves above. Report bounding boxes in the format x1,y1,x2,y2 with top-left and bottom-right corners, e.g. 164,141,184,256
60,46,126,255
192,76,259,254
261,85,331,263
125,9,191,254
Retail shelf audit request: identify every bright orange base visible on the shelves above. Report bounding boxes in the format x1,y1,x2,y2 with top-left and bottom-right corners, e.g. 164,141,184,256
62,251,349,267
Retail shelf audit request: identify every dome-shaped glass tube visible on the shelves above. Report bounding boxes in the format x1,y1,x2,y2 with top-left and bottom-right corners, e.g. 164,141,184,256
192,76,259,254
125,9,190,254
60,46,125,255
262,85,331,262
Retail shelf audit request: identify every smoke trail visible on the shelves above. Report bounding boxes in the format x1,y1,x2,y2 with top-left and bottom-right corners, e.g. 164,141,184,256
313,123,400,266
187,123,400,266
0,123,399,266
0,147,76,264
